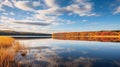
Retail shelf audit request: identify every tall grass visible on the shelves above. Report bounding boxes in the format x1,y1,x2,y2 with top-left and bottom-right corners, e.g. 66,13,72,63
0,36,23,67
0,36,15,48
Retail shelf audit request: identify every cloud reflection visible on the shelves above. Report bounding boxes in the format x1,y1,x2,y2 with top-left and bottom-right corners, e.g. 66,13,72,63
16,39,120,67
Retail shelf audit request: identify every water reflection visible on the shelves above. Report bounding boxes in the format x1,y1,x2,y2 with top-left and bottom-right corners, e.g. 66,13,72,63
53,37,120,42
16,39,120,67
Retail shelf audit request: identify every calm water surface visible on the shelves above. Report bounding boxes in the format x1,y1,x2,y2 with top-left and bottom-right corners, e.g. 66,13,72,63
17,38,120,67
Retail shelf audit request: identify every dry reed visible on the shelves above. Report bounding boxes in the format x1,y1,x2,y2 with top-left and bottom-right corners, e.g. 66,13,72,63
0,36,23,67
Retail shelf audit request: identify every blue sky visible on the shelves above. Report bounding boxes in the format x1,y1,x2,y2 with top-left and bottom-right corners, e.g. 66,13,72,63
0,0,120,33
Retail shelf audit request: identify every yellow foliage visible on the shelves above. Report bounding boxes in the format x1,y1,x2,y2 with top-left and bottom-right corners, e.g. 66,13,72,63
0,36,15,48
0,48,14,67
0,36,23,67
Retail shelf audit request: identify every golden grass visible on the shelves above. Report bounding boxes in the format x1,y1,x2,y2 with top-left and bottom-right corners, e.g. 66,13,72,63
0,36,15,48
0,48,15,67
0,36,23,67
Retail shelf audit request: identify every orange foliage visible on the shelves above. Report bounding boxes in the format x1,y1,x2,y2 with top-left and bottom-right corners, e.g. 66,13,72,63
0,36,23,67
52,31,120,42
0,36,15,48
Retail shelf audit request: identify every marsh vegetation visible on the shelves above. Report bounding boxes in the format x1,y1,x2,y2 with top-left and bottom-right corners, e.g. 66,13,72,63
0,36,23,67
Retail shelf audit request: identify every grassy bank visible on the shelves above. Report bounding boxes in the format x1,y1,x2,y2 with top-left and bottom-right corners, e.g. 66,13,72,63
0,36,23,67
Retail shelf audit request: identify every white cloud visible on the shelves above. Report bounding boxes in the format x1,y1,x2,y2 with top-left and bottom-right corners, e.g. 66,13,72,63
0,2,5,11
82,20,88,22
114,6,120,14
44,0,58,8
36,7,60,15
0,2,2,8
13,1,34,11
10,12,15,15
43,0,95,16
2,1,14,8
0,8,5,11
0,0,97,33
0,0,14,9
0,16,8,20
33,13,64,26
34,13,55,21
61,0,95,16
0,16,15,23
32,1,41,7
0,15,54,33
2,12,8,15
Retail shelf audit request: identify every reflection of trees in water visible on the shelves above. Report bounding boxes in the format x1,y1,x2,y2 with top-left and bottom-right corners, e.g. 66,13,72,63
52,31,120,42
53,37,120,42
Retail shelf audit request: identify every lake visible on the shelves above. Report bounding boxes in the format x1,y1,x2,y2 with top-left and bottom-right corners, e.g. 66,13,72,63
16,38,120,67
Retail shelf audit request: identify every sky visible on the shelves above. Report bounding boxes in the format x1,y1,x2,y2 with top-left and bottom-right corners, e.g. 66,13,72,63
0,0,120,33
